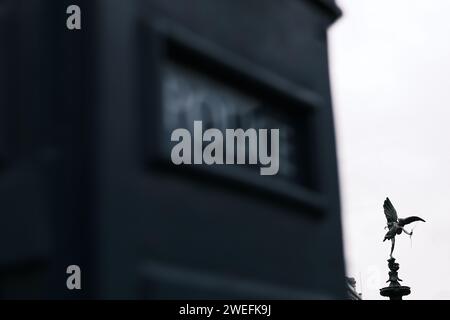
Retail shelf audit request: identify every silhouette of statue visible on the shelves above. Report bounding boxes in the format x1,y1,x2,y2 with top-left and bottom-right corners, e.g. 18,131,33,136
383,197,425,258
380,257,411,300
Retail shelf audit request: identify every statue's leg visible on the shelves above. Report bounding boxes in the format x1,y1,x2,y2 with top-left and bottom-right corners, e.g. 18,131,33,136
390,238,395,258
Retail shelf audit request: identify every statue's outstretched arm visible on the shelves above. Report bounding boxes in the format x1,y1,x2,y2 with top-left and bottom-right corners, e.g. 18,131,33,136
400,226,412,236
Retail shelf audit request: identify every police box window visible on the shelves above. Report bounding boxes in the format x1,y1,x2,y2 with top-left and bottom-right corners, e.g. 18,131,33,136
141,25,324,212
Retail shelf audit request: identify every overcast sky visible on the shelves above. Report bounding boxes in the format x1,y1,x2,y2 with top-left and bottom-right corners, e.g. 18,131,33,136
329,0,450,299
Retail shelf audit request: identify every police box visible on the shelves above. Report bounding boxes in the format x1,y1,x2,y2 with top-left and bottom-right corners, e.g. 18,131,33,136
0,0,345,299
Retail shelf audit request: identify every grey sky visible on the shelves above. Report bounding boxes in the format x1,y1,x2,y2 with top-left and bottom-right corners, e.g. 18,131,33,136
329,0,450,299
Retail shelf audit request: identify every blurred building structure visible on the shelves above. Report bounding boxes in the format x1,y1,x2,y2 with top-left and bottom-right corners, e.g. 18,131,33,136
346,277,362,300
0,0,345,299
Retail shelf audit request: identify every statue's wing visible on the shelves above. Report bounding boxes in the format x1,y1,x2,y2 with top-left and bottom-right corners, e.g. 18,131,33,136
398,216,425,226
383,197,398,223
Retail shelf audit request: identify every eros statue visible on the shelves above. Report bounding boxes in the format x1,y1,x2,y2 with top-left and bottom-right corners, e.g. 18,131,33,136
382,197,425,258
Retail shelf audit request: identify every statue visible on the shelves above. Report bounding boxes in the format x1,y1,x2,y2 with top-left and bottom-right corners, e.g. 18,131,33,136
380,197,426,300
383,197,425,258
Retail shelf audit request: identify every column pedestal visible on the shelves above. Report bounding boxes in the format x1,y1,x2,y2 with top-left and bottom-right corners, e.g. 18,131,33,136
380,258,411,300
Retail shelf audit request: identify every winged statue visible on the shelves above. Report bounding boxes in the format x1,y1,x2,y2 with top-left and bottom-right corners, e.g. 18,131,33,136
383,197,425,258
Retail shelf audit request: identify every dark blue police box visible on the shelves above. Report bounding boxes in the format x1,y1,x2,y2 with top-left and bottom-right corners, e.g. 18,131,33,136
0,0,345,299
